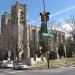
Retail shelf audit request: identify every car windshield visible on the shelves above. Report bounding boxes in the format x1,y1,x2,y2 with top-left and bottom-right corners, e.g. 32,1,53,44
19,63,25,65
7,62,12,64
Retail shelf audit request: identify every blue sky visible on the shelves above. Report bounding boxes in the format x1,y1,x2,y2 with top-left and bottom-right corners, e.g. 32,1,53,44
0,0,75,27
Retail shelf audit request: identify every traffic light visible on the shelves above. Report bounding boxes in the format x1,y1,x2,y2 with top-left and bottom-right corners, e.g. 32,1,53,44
40,12,50,22
40,12,44,21
44,12,50,22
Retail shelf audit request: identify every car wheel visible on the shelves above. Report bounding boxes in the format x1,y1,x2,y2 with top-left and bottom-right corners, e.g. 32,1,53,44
13,67,15,70
19,67,21,70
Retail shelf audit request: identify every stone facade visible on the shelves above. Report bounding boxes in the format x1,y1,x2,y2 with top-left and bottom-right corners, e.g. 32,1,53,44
11,1,30,59
51,30,66,58
1,12,11,50
29,26,66,59
1,1,30,60
29,26,40,58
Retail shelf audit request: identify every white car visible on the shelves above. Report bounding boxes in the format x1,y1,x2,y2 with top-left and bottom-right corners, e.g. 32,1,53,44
1,61,13,68
5,62,13,68
13,63,28,70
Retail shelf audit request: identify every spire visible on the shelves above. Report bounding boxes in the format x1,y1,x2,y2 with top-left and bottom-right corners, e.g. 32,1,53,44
16,0,19,4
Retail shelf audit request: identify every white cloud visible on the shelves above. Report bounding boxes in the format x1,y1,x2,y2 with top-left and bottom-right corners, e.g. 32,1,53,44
61,23,72,37
62,23,72,32
52,23,72,37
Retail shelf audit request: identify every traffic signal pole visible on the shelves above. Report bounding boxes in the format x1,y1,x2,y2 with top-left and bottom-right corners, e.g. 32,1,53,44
40,0,50,69
43,0,46,12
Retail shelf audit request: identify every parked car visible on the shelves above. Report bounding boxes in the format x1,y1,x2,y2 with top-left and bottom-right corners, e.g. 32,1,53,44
5,62,13,68
13,63,28,70
1,60,13,68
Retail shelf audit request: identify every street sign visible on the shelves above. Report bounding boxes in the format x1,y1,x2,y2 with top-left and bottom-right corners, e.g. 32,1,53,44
43,33,53,37
42,32,53,42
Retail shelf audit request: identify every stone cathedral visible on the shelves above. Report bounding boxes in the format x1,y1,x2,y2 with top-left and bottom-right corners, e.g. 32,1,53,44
0,1,66,65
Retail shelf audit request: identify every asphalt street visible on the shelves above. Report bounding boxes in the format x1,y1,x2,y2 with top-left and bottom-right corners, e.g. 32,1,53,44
0,67,75,75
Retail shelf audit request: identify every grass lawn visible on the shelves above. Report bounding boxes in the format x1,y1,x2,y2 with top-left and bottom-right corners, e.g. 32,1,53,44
30,58,75,68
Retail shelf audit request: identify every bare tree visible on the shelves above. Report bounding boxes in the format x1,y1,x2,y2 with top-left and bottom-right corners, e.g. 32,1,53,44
65,16,75,56
65,16,75,37
0,23,29,62
10,36,28,62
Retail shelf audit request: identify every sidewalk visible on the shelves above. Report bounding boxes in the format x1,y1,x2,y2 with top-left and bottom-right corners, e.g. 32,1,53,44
29,58,75,70
29,63,68,70
29,65,75,73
